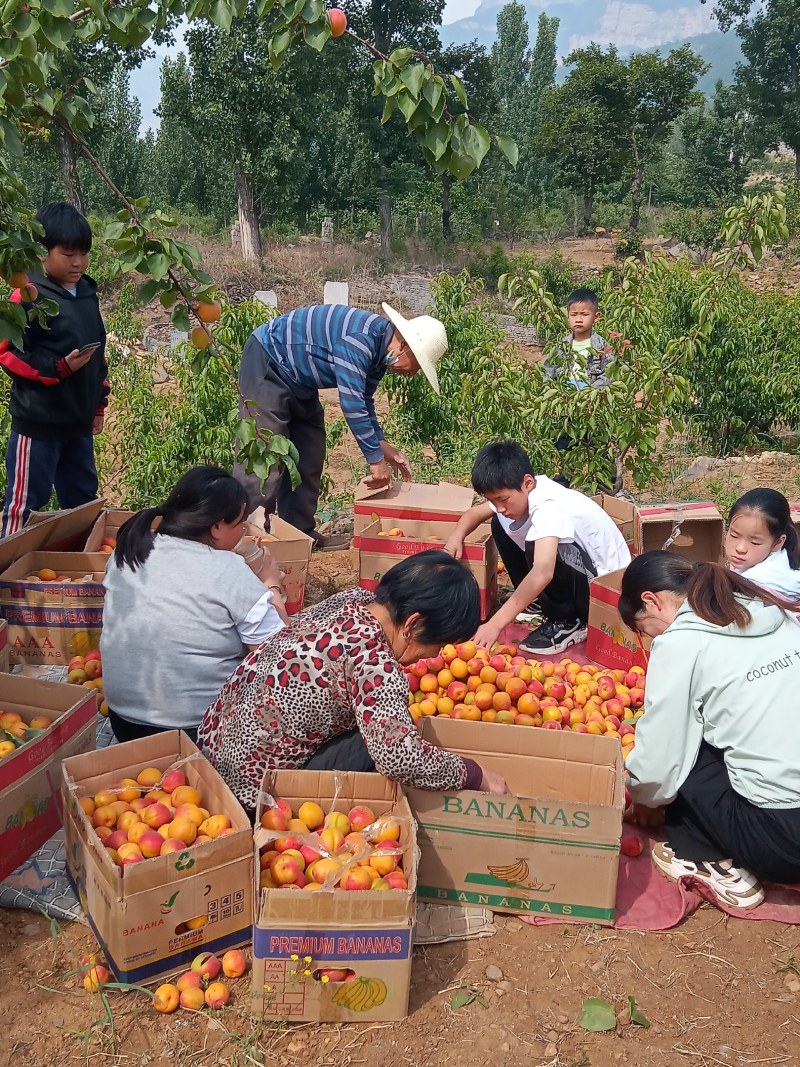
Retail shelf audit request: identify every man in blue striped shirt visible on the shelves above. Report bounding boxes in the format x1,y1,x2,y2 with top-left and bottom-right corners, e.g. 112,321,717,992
235,302,447,545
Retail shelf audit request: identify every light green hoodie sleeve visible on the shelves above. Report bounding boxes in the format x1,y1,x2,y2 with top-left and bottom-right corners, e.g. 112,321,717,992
625,629,705,807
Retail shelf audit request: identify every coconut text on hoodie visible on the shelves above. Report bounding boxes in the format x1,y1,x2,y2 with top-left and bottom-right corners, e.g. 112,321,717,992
626,599,800,809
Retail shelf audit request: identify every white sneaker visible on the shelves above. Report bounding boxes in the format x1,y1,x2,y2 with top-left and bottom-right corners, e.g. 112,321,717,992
652,841,765,911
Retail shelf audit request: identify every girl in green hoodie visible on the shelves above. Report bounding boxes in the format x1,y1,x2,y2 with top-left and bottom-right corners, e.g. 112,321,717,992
619,551,800,911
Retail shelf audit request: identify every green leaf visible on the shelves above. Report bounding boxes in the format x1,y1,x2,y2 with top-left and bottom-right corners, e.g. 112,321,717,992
146,252,171,281
389,47,414,67
209,0,234,31
580,998,616,1032
0,117,24,158
399,62,425,100
38,12,75,47
268,27,293,67
300,0,323,20
450,989,474,1010
628,996,651,1028
172,304,190,332
235,418,257,446
381,97,396,125
396,90,418,122
449,73,468,109
423,120,450,161
446,149,477,180
11,12,38,38
41,0,75,13
302,18,330,52
461,122,491,167
423,76,444,114
138,279,161,305
496,134,519,168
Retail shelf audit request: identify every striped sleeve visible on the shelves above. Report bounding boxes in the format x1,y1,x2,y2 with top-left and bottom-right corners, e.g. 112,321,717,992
333,310,386,462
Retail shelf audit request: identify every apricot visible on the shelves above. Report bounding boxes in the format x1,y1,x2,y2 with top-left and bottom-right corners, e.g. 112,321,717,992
222,948,248,978
38,567,57,581
83,965,110,992
190,325,212,350
136,767,162,788
180,986,206,1011
171,785,202,808
204,981,230,1009
329,7,347,37
153,983,180,1013
298,801,324,829
196,300,222,324
79,796,95,818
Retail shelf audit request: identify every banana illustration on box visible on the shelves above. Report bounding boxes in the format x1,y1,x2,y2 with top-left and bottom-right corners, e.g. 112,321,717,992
332,976,388,1012
486,859,555,893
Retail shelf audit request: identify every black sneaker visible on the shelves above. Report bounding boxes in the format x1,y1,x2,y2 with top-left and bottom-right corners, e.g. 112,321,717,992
518,618,587,656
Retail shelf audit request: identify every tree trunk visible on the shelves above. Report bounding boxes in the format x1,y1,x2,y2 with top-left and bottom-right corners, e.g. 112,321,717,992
379,163,393,258
629,161,645,230
59,130,86,215
441,175,452,239
582,189,593,233
235,165,262,262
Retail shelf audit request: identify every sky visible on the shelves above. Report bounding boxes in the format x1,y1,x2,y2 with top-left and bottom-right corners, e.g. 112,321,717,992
131,0,482,131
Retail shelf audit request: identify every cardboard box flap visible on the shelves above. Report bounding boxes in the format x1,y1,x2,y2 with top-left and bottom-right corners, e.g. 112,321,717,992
354,481,474,517
634,501,723,562
419,717,623,810
0,499,105,567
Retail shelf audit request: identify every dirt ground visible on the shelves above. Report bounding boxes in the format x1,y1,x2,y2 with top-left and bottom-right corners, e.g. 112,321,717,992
5,236,800,1066
4,542,800,1067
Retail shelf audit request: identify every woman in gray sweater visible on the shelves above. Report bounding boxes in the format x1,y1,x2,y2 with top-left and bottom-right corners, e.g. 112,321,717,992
101,466,289,743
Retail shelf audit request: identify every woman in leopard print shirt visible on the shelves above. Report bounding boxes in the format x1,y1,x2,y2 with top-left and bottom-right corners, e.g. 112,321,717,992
199,551,506,810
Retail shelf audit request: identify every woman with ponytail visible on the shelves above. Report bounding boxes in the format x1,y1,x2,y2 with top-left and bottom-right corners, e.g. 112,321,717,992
725,488,800,598
101,466,289,744
619,551,800,910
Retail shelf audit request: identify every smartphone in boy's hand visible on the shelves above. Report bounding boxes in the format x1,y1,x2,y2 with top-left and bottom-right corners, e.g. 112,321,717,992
66,342,100,372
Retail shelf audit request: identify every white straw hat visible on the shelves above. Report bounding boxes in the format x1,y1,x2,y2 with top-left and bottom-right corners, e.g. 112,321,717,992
382,302,447,394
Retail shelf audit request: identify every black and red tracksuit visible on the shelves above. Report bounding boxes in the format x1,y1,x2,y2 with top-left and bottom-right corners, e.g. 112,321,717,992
0,272,109,534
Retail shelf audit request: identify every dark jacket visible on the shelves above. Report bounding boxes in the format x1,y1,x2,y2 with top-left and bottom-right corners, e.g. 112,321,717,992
543,330,614,389
0,272,109,439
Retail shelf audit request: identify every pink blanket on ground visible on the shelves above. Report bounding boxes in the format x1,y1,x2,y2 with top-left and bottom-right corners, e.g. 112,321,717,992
521,828,800,929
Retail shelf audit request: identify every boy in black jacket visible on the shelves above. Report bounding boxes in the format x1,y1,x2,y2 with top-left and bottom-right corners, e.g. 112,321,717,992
0,203,109,535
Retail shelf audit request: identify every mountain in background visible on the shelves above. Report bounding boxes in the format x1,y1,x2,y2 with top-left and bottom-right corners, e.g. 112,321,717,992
441,0,742,95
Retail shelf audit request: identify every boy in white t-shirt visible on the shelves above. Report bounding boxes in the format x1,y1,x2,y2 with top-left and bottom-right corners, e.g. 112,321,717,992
444,441,631,655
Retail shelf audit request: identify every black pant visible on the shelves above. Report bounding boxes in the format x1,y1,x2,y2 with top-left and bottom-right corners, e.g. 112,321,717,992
234,334,326,536
2,431,98,536
108,709,198,746
491,516,591,624
302,729,375,772
666,742,800,883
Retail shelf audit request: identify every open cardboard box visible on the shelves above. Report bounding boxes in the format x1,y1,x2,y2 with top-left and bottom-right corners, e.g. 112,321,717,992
593,494,635,548
353,516,498,620
353,480,476,536
0,675,96,881
246,511,313,615
251,769,416,1023
62,731,253,985
406,717,624,923
586,567,651,671
84,508,137,552
633,502,724,563
17,499,105,549
0,551,108,665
